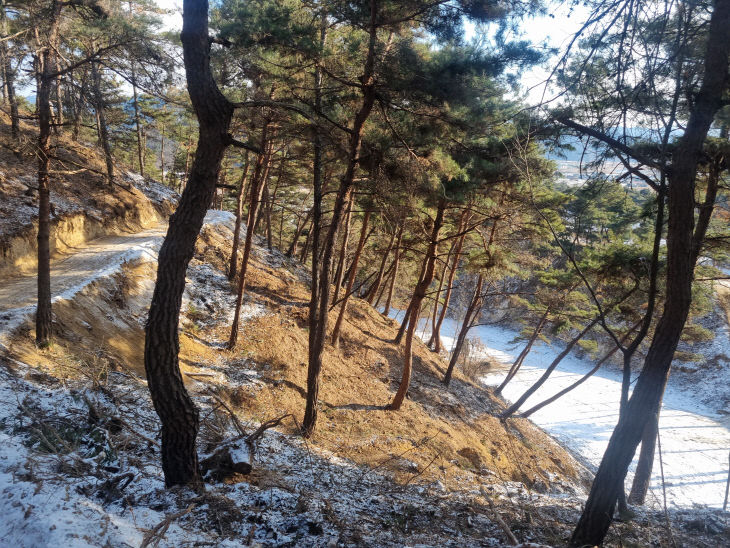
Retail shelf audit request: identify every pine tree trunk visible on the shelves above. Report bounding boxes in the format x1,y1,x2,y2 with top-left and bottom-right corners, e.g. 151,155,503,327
571,2,730,542
521,321,639,418
432,211,469,352
366,226,397,305
228,125,272,349
388,198,445,410
627,409,660,504
91,58,114,186
144,0,234,487
333,192,354,304
0,2,19,140
287,207,312,257
34,1,62,346
495,308,549,395
228,154,250,280
304,3,377,436
427,243,450,349
331,209,371,347
130,50,144,175
394,252,428,345
500,317,600,418
55,74,63,130
442,273,483,386
383,221,404,316
160,121,165,183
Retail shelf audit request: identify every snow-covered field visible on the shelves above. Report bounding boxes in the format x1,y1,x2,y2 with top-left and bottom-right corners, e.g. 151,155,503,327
398,311,730,510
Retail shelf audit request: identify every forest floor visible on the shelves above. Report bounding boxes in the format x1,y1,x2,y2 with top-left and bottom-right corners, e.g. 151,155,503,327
0,185,728,545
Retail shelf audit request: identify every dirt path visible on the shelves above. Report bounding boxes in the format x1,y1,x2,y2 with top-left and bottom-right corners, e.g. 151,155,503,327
0,226,166,331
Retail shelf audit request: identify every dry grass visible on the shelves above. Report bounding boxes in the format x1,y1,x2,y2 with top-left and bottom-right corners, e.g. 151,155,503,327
188,228,587,493
2,163,587,497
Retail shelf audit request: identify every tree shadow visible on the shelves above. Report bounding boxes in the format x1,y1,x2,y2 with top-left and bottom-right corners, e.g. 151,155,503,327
329,403,389,411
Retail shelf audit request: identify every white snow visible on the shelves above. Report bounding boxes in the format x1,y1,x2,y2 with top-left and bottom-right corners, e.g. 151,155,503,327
395,308,730,511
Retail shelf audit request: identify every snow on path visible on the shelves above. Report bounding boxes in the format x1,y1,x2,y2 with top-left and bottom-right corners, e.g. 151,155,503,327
392,310,730,510
0,210,238,339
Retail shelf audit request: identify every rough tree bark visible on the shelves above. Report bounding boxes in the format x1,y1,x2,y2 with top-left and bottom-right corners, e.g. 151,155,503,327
571,2,730,543
388,198,445,411
144,0,234,486
34,0,63,346
302,1,378,436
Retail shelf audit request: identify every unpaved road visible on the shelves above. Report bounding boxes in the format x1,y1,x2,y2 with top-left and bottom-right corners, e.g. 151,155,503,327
0,226,165,328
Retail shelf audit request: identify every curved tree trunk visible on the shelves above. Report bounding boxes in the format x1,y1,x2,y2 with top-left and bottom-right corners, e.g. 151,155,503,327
521,321,640,418
389,198,445,411
430,210,468,352
571,3,730,542
144,0,234,487
500,317,600,418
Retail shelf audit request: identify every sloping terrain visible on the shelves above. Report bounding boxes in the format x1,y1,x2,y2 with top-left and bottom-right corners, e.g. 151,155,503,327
1,207,725,546
0,113,175,279
0,116,726,545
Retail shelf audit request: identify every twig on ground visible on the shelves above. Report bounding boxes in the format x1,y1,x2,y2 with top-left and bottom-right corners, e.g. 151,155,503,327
117,417,160,448
480,487,519,546
207,389,247,435
140,504,196,548
402,451,440,487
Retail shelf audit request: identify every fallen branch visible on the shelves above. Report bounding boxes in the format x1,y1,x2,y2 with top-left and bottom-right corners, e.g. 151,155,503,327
246,413,291,447
140,504,196,548
480,487,518,546
117,418,160,448
207,389,246,435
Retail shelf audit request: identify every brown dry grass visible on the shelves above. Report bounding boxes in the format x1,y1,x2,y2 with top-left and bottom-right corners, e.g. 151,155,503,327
3,189,587,497
194,229,586,492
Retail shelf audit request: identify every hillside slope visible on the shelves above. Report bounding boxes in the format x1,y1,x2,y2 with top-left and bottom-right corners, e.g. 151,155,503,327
0,125,726,545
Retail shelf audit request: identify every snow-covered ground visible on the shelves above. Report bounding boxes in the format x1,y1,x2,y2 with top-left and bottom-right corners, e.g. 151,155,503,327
394,310,730,510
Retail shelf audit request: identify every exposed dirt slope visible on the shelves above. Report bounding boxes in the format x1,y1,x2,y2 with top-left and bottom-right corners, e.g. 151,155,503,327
0,113,175,278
